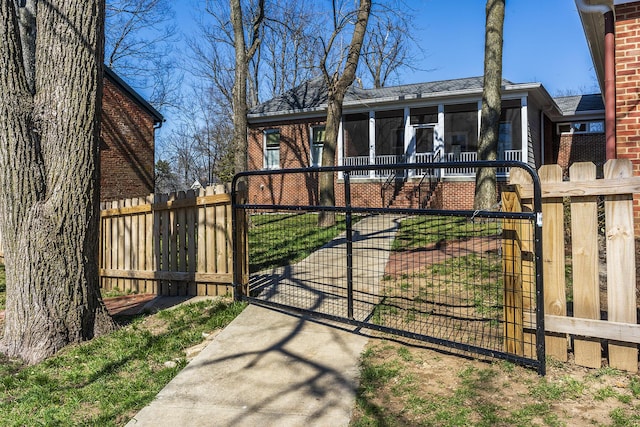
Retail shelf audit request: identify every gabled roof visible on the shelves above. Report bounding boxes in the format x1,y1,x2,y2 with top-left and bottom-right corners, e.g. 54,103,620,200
249,76,524,120
553,93,605,115
104,67,164,127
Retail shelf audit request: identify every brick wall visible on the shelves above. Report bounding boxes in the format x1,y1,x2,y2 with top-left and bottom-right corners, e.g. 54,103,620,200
554,133,606,177
100,76,155,201
616,2,640,232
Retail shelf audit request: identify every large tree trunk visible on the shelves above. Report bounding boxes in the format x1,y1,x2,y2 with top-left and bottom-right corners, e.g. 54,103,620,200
0,0,114,364
474,0,505,210
318,94,343,227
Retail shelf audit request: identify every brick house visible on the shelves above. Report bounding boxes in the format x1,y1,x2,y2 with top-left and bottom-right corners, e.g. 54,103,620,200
576,0,640,229
100,68,163,201
247,76,605,209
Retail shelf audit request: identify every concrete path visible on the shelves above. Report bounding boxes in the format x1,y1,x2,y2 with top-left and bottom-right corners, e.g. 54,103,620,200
126,214,401,427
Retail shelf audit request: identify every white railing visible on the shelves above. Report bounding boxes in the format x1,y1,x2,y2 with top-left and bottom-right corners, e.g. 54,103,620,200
342,149,521,178
342,155,370,176
374,154,405,177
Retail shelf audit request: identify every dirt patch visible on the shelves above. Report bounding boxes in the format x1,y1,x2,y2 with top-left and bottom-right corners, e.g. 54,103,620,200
384,236,500,278
353,337,640,426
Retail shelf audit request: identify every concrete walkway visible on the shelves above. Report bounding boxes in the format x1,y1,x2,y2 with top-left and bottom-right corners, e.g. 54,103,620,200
126,214,401,427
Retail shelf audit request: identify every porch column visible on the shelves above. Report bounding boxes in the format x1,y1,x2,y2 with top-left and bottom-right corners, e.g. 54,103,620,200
369,110,375,179
521,96,528,165
338,118,344,180
404,106,413,177
436,104,445,178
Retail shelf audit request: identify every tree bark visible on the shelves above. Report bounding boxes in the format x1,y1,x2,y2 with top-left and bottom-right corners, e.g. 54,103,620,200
474,0,505,210
0,0,114,364
318,0,371,226
230,0,264,175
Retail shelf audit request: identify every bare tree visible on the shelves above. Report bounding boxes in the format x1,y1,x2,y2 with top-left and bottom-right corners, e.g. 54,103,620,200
0,0,115,364
318,0,372,227
105,0,181,110
474,0,505,210
361,8,420,88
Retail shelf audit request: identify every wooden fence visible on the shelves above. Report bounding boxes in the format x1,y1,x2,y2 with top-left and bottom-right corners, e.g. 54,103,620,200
507,160,639,372
100,185,235,297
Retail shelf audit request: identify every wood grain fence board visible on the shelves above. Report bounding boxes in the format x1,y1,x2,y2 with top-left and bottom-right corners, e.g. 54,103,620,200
103,202,113,291
160,193,171,295
205,187,216,277
502,187,524,356
604,159,638,372
509,168,536,357
216,196,227,274
196,188,208,295
186,190,197,296
517,176,640,199
115,200,125,293
570,163,601,368
225,201,233,276
144,195,154,294
539,164,568,362
99,269,232,283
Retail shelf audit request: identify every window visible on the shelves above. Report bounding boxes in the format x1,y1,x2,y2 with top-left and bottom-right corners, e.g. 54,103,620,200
310,126,325,167
375,110,404,156
444,103,478,155
498,105,522,152
264,129,280,169
557,121,604,135
343,113,369,157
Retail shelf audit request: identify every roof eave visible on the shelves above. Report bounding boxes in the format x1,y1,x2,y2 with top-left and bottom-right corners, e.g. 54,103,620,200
104,66,164,127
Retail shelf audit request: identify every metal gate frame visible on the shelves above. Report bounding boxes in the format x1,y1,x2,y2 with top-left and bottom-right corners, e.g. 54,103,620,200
232,161,545,375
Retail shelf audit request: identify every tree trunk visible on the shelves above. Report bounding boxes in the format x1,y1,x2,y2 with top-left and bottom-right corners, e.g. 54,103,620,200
0,0,114,364
474,0,505,210
318,94,343,227
318,0,371,227
230,0,264,175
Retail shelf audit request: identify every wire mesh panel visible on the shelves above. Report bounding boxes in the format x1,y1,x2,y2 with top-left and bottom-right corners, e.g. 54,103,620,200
233,162,544,374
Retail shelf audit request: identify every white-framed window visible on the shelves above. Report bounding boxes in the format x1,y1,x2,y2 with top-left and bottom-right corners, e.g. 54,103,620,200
310,126,325,167
557,121,604,135
264,129,280,169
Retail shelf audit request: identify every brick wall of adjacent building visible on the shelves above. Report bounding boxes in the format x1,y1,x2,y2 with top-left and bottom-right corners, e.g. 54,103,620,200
616,2,640,232
553,133,606,177
100,76,156,201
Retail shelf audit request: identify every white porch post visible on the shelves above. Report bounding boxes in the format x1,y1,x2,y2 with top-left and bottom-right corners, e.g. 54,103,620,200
521,96,528,165
404,106,413,178
337,118,344,180
369,110,375,179
436,104,445,178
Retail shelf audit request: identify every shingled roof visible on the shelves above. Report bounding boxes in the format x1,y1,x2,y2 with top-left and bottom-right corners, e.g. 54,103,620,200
552,94,604,116
249,76,516,118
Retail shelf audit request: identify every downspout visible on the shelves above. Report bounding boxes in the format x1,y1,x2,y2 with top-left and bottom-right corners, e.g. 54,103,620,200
576,0,616,159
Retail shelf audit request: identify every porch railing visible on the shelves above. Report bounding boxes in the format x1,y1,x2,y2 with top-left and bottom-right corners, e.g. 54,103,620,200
343,149,522,178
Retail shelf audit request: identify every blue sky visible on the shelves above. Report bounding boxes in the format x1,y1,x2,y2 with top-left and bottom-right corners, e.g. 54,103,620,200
404,0,598,95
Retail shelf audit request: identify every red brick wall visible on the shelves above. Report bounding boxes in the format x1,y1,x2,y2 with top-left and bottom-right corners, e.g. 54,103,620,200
554,133,606,176
616,3,640,232
100,77,155,201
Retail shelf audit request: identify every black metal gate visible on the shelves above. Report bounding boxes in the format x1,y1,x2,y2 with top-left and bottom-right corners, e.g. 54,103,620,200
232,161,545,374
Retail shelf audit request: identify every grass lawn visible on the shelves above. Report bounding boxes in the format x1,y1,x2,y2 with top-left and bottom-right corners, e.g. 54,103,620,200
0,290,245,426
249,212,356,272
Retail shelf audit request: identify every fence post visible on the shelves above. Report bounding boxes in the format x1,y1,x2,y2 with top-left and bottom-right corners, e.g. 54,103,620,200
570,162,601,369
508,168,536,358
502,185,524,356
539,164,568,362
233,180,249,300
604,159,638,372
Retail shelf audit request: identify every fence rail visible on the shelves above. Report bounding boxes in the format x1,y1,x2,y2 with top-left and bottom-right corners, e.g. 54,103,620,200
100,185,234,297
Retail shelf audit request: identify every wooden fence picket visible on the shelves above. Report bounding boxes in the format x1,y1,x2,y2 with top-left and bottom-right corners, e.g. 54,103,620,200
539,165,568,362
570,162,601,368
604,160,638,372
